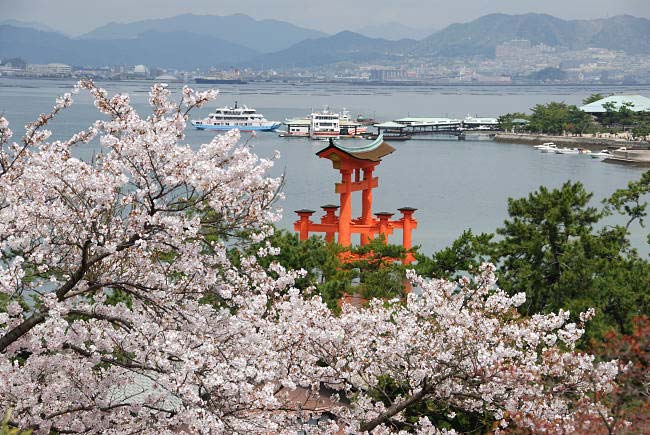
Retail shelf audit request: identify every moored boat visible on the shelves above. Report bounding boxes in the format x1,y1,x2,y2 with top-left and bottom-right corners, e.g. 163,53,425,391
555,147,580,154
591,149,612,159
191,102,280,132
310,108,340,140
539,143,558,153
340,109,368,138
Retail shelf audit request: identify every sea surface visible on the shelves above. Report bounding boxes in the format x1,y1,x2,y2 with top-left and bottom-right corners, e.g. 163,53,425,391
2,78,650,255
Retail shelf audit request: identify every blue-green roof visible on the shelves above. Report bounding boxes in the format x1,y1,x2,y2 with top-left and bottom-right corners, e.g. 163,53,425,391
374,121,406,128
331,135,385,153
317,134,395,162
580,95,650,113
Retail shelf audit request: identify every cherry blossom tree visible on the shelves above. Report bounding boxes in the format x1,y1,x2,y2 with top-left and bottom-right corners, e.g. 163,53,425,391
273,265,619,434
0,82,619,434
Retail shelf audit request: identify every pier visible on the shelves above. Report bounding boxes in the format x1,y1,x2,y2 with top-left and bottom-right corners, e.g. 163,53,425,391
374,117,498,140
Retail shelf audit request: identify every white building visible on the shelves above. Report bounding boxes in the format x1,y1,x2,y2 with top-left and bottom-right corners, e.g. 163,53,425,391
26,63,72,77
132,64,149,76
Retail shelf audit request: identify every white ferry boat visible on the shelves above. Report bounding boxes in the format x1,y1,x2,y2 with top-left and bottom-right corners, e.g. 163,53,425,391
310,108,340,140
281,108,367,139
191,102,281,132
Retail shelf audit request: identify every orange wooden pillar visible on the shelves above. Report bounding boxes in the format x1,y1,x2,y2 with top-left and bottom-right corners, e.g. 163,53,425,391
295,209,315,241
375,212,394,244
398,207,417,250
338,169,353,246
398,207,418,265
360,167,374,245
321,205,339,243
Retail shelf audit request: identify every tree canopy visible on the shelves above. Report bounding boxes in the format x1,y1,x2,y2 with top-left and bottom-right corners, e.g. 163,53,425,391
526,102,593,135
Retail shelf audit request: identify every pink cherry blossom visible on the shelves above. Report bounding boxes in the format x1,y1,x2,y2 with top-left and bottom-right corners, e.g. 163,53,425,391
0,82,617,434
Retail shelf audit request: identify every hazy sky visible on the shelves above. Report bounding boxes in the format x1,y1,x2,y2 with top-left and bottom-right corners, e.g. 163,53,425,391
1,0,649,35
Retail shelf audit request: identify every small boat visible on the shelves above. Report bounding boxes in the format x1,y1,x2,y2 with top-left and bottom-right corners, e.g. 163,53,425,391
191,102,281,132
534,142,555,150
591,149,612,159
540,144,558,153
555,147,580,154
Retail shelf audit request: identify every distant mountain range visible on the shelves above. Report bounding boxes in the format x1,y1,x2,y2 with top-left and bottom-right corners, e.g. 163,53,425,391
0,19,62,34
2,13,650,69
0,26,259,69
80,13,326,54
412,13,650,57
248,31,415,68
355,22,436,41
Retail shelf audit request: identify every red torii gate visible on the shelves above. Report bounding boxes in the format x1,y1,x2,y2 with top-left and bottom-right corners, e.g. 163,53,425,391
294,135,417,262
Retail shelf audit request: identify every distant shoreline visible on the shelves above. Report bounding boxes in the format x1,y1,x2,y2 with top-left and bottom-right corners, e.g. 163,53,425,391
2,76,650,88
495,133,650,150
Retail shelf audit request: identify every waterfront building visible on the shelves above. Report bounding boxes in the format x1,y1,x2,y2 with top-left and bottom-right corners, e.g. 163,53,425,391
132,64,150,77
369,68,408,82
26,63,72,77
580,95,650,113
0,65,25,77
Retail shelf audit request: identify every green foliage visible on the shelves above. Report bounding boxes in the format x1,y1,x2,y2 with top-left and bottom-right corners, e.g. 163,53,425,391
246,231,411,310
632,122,650,139
1,411,31,435
104,289,133,308
347,237,409,301
414,179,650,341
491,181,650,338
527,102,593,135
497,112,529,132
368,376,495,434
415,230,492,280
582,93,605,105
494,182,602,313
606,170,650,230
595,102,650,132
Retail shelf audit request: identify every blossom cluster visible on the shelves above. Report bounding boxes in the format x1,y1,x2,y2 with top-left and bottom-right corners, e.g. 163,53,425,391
0,82,617,434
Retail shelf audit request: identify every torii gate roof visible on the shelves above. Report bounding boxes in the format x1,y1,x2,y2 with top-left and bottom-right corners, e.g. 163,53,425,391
316,134,395,164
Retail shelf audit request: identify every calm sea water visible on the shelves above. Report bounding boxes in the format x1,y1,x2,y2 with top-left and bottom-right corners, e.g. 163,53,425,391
2,78,650,255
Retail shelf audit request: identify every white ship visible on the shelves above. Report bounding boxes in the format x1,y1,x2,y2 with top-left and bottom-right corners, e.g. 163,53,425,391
191,102,281,132
310,108,340,140
281,108,367,139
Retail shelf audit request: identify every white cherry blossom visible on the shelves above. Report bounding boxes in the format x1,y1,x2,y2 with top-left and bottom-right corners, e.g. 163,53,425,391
0,83,617,434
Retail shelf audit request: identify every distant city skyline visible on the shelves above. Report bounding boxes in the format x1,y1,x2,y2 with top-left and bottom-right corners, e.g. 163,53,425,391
1,0,649,36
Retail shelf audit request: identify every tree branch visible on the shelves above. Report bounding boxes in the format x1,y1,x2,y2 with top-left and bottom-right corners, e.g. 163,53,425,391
359,379,432,432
